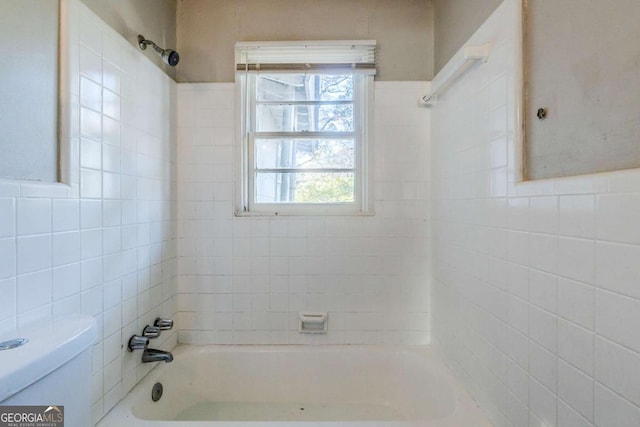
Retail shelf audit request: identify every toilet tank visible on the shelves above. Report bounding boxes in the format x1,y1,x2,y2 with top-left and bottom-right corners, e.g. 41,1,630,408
0,314,96,426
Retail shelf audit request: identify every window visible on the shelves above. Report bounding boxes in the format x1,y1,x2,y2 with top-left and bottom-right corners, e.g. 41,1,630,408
236,41,375,215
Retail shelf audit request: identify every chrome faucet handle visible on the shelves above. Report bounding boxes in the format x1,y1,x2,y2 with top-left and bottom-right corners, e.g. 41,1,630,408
142,325,161,339
127,335,149,352
154,318,174,330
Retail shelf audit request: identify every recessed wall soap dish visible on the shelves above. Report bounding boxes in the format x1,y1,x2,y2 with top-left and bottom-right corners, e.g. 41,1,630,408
299,312,328,334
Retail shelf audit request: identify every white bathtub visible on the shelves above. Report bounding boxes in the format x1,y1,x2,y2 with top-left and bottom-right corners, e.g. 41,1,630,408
98,346,491,427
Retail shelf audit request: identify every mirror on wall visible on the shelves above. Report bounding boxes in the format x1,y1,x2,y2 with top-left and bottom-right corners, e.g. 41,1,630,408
0,0,60,182
523,0,640,180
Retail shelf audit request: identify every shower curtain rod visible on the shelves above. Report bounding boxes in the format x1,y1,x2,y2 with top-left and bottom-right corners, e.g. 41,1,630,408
421,44,490,106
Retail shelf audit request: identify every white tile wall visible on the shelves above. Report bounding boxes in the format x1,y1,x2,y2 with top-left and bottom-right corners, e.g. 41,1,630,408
176,82,431,345
431,0,640,426
0,1,177,424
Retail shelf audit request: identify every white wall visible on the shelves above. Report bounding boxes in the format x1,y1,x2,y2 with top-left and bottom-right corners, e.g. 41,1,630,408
432,0,502,73
0,0,59,182
176,82,431,345
79,0,177,79
432,1,640,426
0,1,177,424
525,0,640,180
176,0,434,82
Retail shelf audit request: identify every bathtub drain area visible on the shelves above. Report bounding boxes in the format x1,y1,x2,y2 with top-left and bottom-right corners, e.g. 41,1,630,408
174,402,406,422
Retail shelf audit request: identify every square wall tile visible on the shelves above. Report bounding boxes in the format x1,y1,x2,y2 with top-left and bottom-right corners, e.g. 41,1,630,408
53,199,80,232
558,237,595,284
529,196,558,234
17,270,51,313
558,359,594,422
597,194,640,245
595,290,640,353
81,168,103,199
16,235,51,275
52,232,81,266
17,199,51,236
53,263,81,301
0,238,16,279
595,383,640,427
558,319,594,375
557,278,594,330
0,198,15,238
559,195,595,239
596,241,640,300
0,278,16,320
595,337,640,407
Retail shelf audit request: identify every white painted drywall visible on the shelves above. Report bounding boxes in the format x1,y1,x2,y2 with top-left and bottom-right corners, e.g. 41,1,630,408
0,0,59,182
525,0,640,179
433,0,502,73
79,0,177,78
176,0,434,82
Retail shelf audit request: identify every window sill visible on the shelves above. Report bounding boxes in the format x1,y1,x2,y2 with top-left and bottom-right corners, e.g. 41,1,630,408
234,209,375,217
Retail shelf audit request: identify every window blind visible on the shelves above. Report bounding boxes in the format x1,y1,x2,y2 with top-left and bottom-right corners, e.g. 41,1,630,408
235,40,377,74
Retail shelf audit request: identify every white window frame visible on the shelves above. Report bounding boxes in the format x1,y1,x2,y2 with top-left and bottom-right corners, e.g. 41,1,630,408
234,43,375,216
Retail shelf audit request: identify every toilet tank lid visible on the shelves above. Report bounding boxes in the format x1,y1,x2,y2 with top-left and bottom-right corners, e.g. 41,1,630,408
0,314,97,402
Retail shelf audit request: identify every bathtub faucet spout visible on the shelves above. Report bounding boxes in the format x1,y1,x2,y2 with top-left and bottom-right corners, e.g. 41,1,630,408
142,348,174,363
